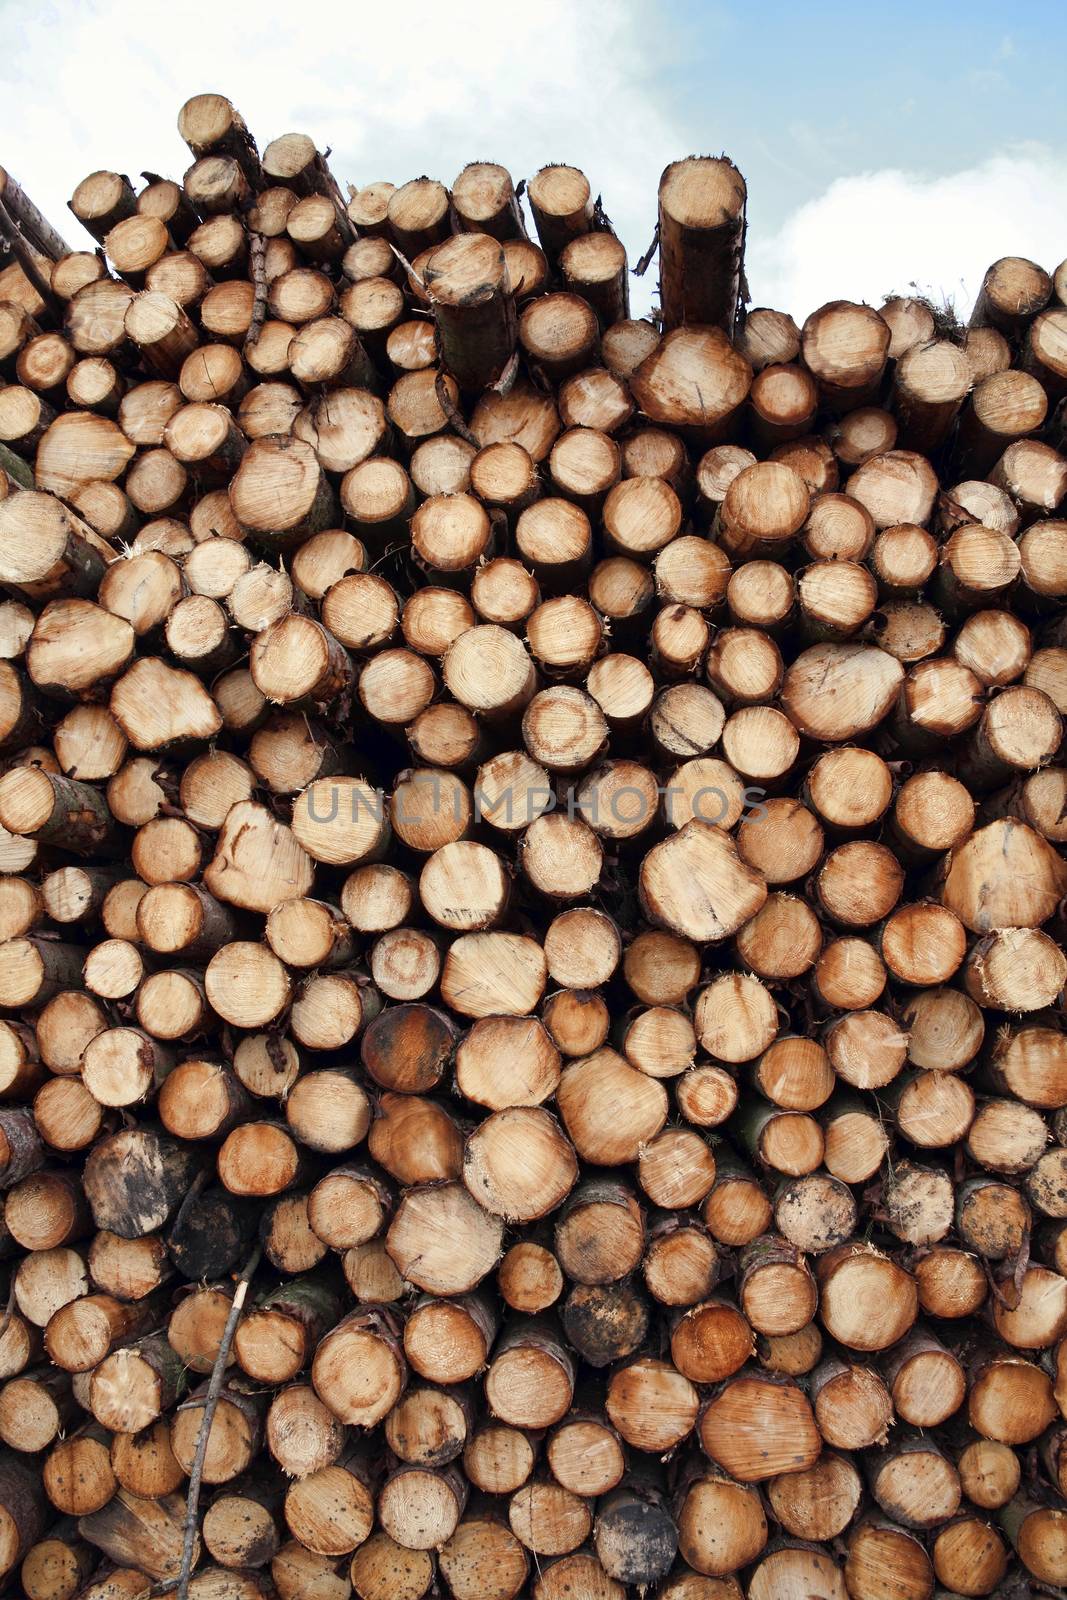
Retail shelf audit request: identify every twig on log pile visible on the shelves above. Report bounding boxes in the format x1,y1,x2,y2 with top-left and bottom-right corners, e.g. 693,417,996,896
148,1243,261,1599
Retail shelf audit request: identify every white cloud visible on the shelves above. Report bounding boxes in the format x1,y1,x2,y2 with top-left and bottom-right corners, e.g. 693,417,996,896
0,0,675,314
3,8,1063,336
748,146,1067,325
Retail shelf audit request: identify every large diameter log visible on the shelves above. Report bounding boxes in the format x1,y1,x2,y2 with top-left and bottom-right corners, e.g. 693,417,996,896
387,1181,503,1294
78,1487,192,1583
230,435,338,552
699,1371,821,1481
954,368,1048,477
464,1108,577,1222
802,301,891,411
110,656,222,750
640,820,767,941
658,157,747,333
631,327,752,442
178,92,261,182
766,1453,861,1542
675,1467,767,1576
892,338,971,452
0,767,117,856
68,171,136,242
557,1050,668,1166
941,817,1067,932
781,642,904,740
0,490,110,596
203,799,314,913
82,1127,200,1238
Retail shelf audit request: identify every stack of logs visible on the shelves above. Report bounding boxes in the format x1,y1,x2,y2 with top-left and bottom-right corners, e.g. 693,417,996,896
0,94,1065,1600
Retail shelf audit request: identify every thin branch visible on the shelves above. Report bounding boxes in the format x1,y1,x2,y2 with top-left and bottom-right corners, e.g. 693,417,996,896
389,241,429,293
171,1242,261,1600
592,194,614,234
435,369,479,448
316,150,354,236
0,198,63,321
490,349,520,398
169,1169,208,1240
633,223,660,279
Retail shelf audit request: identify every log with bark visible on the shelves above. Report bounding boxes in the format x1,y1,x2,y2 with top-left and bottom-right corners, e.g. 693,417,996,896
0,93,1059,1600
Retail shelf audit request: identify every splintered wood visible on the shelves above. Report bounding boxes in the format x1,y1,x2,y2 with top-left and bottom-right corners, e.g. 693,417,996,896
0,100,1064,1600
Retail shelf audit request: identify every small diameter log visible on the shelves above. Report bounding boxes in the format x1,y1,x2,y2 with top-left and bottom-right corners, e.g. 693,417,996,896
171,1375,265,1486
234,1278,339,1384
452,161,523,238
266,1382,345,1482
739,1236,817,1336
749,362,817,449
809,1356,893,1450
423,233,516,392
526,165,592,264
483,1316,575,1431
509,1478,590,1559
1000,1493,1067,1586
561,232,629,326
658,157,746,333
0,1453,47,1577
892,338,971,451
202,1484,281,1570
737,306,800,369
594,1477,677,1586
88,1333,182,1433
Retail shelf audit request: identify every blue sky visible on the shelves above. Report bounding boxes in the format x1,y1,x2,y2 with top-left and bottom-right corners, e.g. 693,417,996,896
660,2,1063,216
2,0,1065,320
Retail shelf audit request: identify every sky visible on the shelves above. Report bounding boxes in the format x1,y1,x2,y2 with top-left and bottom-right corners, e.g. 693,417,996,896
2,0,1065,324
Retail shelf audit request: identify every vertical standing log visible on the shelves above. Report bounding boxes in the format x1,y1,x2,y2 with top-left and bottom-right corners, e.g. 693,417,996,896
658,157,747,333
424,233,516,392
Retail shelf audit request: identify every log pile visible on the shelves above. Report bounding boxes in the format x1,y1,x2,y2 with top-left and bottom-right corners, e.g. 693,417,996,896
0,97,1063,1600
